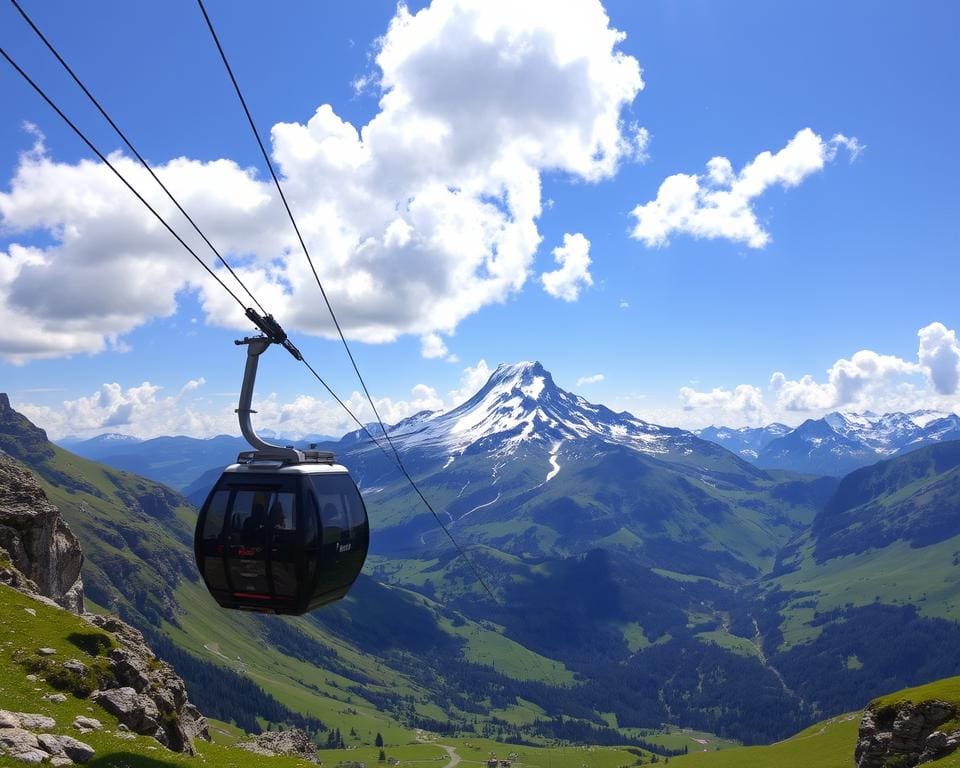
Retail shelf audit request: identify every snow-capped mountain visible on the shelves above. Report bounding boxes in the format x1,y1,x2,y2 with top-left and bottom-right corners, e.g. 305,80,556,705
695,423,791,460
698,409,960,476
359,361,690,457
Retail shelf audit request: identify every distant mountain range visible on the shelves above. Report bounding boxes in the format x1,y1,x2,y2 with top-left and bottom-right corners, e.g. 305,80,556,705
697,410,960,475
57,431,336,491
14,362,960,747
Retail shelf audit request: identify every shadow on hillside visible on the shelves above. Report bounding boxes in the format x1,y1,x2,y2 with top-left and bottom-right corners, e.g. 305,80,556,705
67,631,112,657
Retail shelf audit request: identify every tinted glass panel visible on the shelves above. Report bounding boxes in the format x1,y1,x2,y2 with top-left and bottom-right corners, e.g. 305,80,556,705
308,474,368,598
267,492,298,598
200,490,231,591
202,490,230,541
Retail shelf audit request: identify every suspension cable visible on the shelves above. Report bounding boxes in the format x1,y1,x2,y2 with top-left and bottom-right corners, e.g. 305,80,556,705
8,0,266,316
197,0,497,601
0,42,393,461
3,25,497,602
0,45,249,311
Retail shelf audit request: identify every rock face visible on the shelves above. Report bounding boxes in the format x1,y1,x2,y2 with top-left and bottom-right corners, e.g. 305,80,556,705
856,699,960,767
238,728,320,762
0,451,84,613
86,614,209,753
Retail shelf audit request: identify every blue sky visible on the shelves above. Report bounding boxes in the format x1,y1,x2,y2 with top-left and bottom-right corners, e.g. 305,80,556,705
1,0,958,438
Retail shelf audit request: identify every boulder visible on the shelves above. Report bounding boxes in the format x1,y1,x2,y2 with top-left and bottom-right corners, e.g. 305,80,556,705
72,717,102,732
856,699,960,767
37,733,96,763
0,727,48,764
239,728,321,762
16,714,55,731
0,453,83,613
92,687,161,736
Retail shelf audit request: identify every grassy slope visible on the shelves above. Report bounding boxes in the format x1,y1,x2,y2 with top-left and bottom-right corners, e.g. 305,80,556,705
670,712,861,768
0,582,650,768
772,533,960,648
672,675,960,768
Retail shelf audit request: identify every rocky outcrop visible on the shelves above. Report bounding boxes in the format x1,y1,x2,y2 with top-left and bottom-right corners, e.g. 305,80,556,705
238,728,321,762
856,699,960,767
0,711,95,765
86,614,208,753
0,453,83,613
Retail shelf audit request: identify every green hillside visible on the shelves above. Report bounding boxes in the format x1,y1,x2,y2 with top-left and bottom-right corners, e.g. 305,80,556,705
0,581,653,768
673,674,960,768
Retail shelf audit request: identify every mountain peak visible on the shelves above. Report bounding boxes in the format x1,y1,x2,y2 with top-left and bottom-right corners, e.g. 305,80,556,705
485,361,554,400
369,359,684,457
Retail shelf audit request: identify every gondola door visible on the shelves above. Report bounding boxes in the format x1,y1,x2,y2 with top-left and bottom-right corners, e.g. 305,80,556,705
224,487,273,600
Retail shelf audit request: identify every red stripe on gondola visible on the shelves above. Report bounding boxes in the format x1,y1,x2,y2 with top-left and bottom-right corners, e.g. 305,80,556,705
232,592,271,600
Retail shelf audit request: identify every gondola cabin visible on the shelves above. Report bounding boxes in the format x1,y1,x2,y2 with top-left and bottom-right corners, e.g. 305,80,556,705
195,449,369,615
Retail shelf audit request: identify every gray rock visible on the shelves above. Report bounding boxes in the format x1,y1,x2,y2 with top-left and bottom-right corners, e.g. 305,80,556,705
43,693,68,704
0,455,84,613
86,613,209,753
856,700,960,767
91,687,160,736
62,660,86,675
239,728,321,763
37,733,95,763
50,757,74,767
0,727,48,764
0,710,20,728
16,713,55,730
36,647,56,656
71,717,102,732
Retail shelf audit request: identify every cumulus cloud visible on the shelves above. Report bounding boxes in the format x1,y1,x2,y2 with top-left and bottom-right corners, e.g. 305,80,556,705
447,359,493,406
17,376,447,440
420,332,458,362
675,322,959,428
770,350,918,412
679,384,767,426
918,322,960,395
0,0,644,361
629,128,861,249
576,373,604,386
540,233,594,301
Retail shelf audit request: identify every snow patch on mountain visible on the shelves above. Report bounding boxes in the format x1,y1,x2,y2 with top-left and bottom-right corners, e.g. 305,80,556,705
380,361,685,458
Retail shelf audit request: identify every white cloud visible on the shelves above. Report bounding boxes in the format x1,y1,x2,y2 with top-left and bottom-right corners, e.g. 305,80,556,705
540,232,594,301
770,350,918,412
678,384,768,426
447,359,493,406
619,299,629,309
673,322,959,428
917,322,960,395
420,332,451,360
629,128,861,249
0,0,644,362
17,377,446,440
576,373,605,386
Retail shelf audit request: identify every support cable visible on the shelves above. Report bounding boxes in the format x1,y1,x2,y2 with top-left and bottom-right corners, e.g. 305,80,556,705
9,0,267,315
197,0,498,601
0,44,248,311
0,43,393,461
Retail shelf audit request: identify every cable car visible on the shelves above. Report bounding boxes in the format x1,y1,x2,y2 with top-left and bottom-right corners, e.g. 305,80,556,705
194,333,369,614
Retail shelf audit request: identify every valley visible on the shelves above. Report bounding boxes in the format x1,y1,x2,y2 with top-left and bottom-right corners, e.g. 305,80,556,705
3,361,960,762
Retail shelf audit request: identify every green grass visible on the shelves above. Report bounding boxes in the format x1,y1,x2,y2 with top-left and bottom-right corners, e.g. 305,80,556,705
669,712,862,768
770,532,960,649
0,583,316,767
694,631,760,659
871,675,960,734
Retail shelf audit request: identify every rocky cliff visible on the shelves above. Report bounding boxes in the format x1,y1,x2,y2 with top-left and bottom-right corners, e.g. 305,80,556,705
0,452,84,613
0,451,208,755
856,698,960,767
